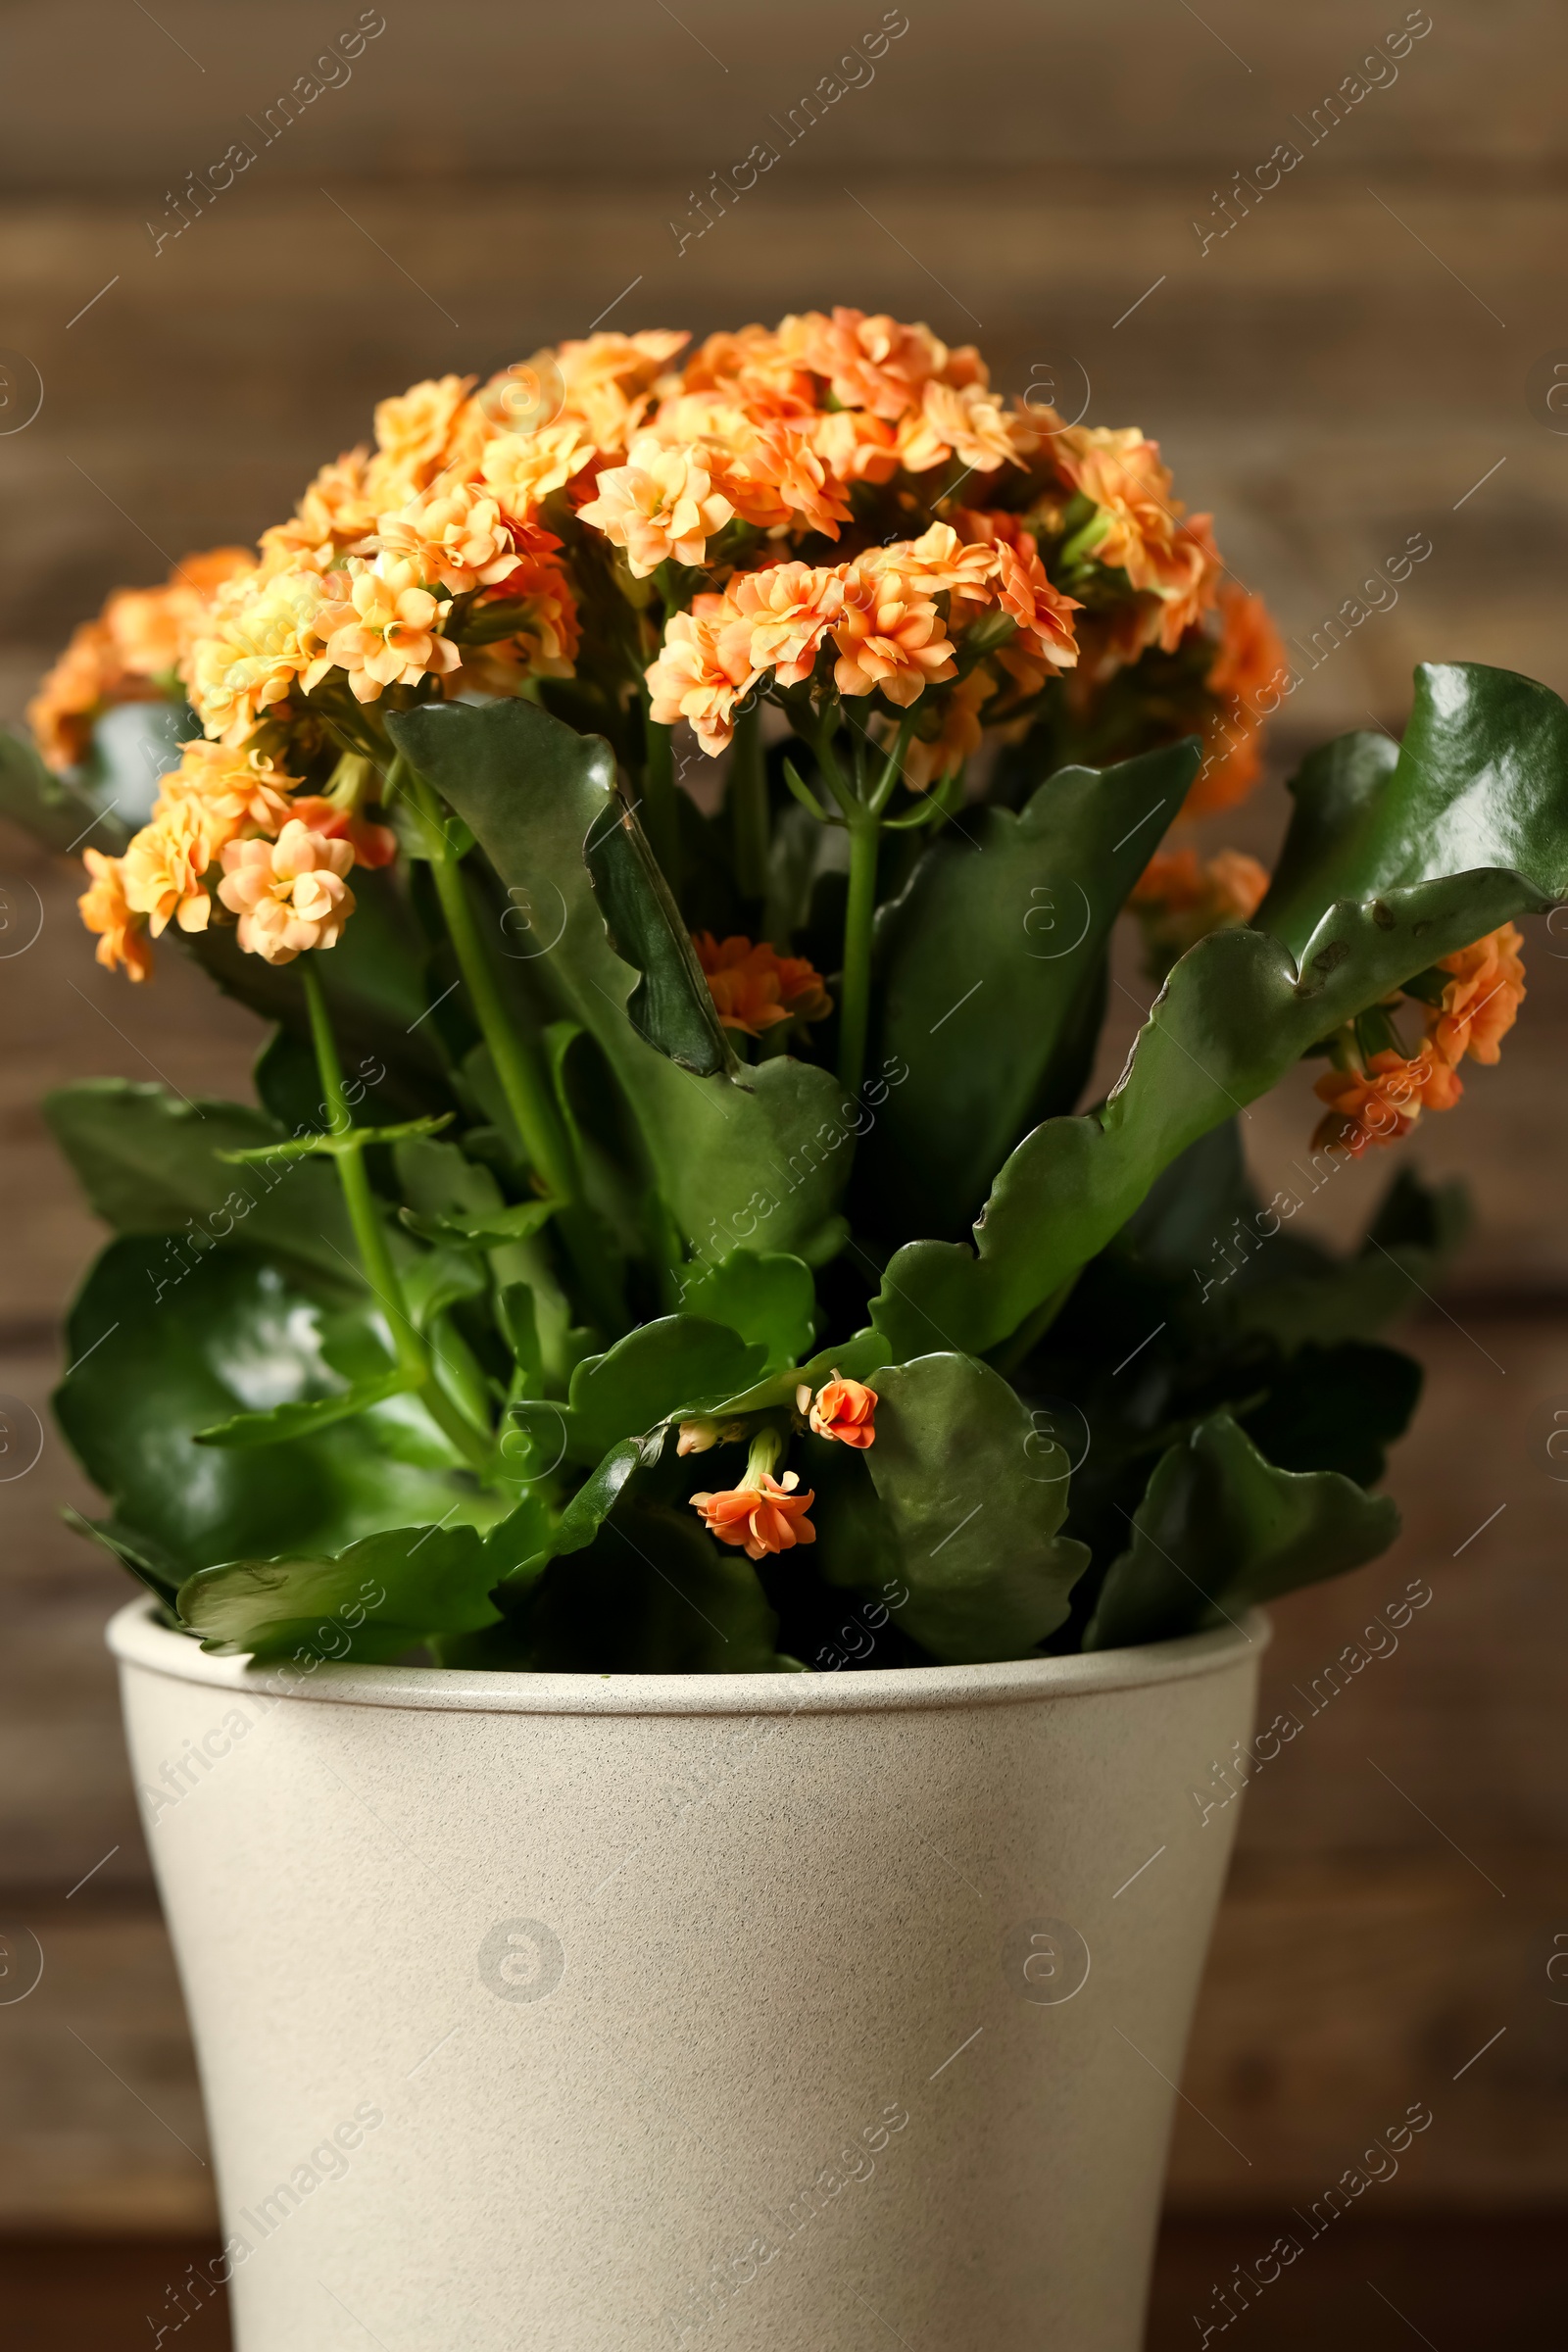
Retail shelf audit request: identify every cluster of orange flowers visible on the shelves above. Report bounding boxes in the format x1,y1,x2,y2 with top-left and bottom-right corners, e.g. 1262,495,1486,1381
39,311,1271,983
1129,845,1271,967
1312,926,1527,1154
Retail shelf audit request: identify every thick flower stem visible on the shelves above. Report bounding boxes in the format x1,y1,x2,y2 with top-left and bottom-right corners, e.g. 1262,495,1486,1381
838,807,880,1101
401,762,624,1336
299,959,491,1472
729,703,769,904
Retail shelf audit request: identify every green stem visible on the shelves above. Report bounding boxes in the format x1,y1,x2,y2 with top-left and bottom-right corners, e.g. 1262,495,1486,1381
641,704,683,901
839,807,880,1101
300,960,491,1471
730,702,769,903
400,760,624,1337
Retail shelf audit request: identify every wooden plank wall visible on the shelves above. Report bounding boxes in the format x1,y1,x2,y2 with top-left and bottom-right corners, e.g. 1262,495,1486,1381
1,0,1565,2231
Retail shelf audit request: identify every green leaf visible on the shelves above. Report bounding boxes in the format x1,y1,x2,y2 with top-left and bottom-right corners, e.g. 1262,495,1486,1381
859,741,1199,1238
561,1315,767,1463
522,1497,782,1672
1084,1411,1399,1651
1232,1166,1469,1350
400,1197,561,1247
675,1248,816,1370
1260,662,1568,955
0,727,128,856
1239,1340,1422,1488
387,698,853,1264
193,1365,420,1448
514,1437,644,1581
54,1239,501,1577
176,1525,503,1660
60,1504,182,1606
581,778,739,1075
44,1081,360,1292
707,1326,891,1420
861,1353,1091,1664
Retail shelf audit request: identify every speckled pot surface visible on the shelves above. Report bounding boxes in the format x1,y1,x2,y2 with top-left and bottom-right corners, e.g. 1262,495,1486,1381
109,1595,1263,2352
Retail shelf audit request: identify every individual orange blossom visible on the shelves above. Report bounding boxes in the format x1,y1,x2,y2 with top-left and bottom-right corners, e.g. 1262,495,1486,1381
778,308,946,419
1427,924,1526,1067
259,451,379,573
187,567,337,744
576,435,734,576
376,481,521,595
714,563,843,690
1184,586,1288,817
802,1373,878,1449
692,933,831,1035
317,559,462,703
121,804,216,937
155,741,298,852
1055,424,1221,651
896,377,1021,477
368,373,476,494
1130,847,1269,962
645,606,758,755
689,1469,816,1561
832,564,956,706
217,819,356,963
78,849,153,981
555,329,690,455
478,421,596,516
1311,1048,1461,1156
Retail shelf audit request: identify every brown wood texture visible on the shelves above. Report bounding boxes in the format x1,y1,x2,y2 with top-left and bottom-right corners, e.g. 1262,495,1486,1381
2,0,1565,2244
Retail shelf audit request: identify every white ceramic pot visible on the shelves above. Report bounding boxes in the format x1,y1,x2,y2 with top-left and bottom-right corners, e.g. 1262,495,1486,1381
109,1596,1263,2352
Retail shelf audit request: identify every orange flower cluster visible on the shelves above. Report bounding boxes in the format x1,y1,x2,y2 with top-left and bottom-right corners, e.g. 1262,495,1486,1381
50,313,1262,977
27,549,250,772
1311,923,1526,1154
692,932,831,1037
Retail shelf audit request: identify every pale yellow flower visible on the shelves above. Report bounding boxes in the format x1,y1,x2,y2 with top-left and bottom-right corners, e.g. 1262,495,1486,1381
317,559,462,703
187,568,337,745
576,436,734,576
217,819,356,962
122,803,214,937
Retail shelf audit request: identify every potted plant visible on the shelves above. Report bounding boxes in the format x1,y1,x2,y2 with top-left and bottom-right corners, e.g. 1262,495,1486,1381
9,313,1559,2349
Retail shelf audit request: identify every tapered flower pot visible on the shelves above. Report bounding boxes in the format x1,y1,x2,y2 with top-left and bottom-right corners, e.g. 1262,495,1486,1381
110,1595,1263,2351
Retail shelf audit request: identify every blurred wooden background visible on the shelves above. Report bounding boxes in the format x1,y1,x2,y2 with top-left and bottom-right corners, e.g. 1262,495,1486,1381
2,1,1566,2336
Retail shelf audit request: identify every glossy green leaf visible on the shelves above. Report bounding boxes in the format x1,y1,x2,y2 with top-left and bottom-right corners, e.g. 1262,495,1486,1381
44,1081,359,1292
562,1314,767,1463
387,698,852,1264
862,1352,1091,1663
675,1248,816,1370
708,1325,891,1419
860,740,1199,1237
512,1436,644,1582
54,1239,501,1576
581,778,739,1075
1084,1410,1398,1651
177,1525,503,1660
1253,729,1398,954
401,1197,561,1247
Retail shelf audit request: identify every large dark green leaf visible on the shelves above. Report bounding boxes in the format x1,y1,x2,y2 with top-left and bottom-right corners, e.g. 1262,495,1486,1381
859,740,1198,1237
54,1239,500,1577
562,1315,767,1463
872,663,1568,1363
44,1082,359,1292
388,698,852,1265
1260,662,1568,954
581,778,738,1075
1084,1410,1398,1650
176,1525,503,1660
861,1352,1091,1663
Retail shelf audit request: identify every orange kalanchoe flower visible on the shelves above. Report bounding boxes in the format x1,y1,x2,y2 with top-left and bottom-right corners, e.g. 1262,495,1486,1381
1187,586,1289,817
803,1373,878,1449
832,563,956,706
690,1469,817,1561
217,819,356,964
368,373,476,497
645,605,757,755
715,562,843,689
1427,924,1526,1067
576,436,735,576
316,559,461,704
78,849,153,981
1055,424,1221,652
121,803,217,937
376,482,522,596
27,548,253,770
692,933,831,1036
1312,1049,1461,1156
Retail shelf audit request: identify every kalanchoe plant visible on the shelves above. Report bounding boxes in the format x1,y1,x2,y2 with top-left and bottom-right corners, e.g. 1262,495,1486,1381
9,313,1557,1674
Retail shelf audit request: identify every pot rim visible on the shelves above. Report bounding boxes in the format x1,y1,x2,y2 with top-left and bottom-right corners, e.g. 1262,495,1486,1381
107,1594,1267,1718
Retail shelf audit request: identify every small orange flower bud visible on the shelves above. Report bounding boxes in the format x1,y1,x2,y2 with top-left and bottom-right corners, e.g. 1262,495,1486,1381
808,1374,878,1449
